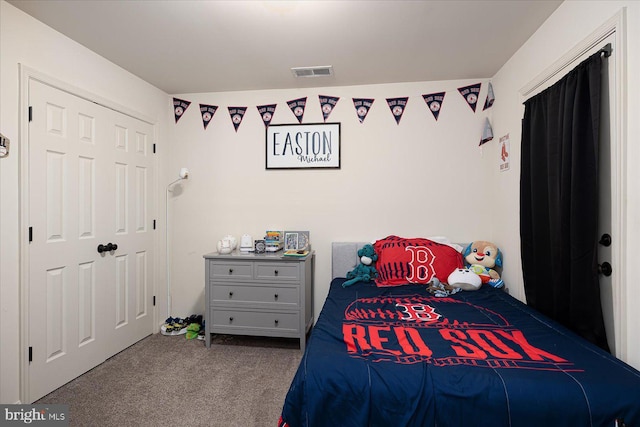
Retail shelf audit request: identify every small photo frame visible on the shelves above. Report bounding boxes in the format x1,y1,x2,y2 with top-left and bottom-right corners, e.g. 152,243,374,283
254,239,266,254
284,231,310,251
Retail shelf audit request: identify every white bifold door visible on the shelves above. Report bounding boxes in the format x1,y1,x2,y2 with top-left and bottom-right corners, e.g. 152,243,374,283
27,79,155,402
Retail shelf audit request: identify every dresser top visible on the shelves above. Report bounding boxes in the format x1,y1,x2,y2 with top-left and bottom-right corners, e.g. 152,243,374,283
203,250,313,261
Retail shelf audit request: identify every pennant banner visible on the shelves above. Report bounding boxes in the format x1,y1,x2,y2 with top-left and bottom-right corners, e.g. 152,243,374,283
173,98,191,123
176,84,494,132
458,83,482,112
257,104,277,128
199,104,218,130
480,117,493,146
483,82,495,110
319,95,340,122
287,97,307,124
386,97,408,125
228,107,247,132
422,92,445,121
353,98,374,123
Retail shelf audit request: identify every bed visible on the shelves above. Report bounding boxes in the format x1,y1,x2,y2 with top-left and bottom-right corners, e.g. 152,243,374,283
278,240,640,427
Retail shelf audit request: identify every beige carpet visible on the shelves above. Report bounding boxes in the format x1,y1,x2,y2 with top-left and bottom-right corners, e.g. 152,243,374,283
36,333,303,427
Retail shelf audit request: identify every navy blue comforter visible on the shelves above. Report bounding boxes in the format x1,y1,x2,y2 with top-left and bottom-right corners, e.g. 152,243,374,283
280,278,640,427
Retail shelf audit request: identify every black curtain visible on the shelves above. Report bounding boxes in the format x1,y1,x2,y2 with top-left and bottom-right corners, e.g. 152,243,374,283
520,50,609,351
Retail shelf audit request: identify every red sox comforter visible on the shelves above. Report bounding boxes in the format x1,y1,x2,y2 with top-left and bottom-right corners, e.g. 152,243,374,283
279,278,640,427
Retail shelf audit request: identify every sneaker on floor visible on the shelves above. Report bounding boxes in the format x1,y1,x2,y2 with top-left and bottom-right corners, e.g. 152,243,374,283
185,323,200,340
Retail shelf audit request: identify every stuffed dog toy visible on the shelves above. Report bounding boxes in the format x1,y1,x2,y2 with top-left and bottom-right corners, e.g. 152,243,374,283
462,241,504,288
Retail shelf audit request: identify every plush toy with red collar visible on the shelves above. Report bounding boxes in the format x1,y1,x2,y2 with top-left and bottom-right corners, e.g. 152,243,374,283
462,241,504,288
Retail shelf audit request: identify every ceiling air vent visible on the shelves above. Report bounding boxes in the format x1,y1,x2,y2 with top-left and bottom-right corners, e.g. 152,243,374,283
291,65,334,78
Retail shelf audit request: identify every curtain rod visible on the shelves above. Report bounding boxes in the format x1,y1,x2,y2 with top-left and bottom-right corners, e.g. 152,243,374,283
520,26,616,99
522,43,612,100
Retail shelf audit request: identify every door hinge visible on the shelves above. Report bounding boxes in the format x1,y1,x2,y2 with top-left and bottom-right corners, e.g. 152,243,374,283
153,296,156,306
153,143,156,154
153,219,156,230
28,106,33,122
28,346,33,363
29,227,33,243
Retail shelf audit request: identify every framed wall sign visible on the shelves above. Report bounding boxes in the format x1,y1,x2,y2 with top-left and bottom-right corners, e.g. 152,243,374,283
266,123,340,169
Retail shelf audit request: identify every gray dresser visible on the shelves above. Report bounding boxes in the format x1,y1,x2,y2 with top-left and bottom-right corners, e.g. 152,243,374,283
203,251,314,351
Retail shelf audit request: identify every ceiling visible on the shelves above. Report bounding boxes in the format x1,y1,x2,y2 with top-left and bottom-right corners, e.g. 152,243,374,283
8,0,563,95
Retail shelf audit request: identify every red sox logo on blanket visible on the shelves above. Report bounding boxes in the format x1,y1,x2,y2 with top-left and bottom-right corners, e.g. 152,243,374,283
342,295,579,371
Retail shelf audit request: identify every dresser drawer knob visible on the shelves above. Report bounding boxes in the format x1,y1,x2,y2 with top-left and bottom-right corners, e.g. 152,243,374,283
228,268,233,274
274,293,279,300
274,319,279,326
229,291,234,298
229,317,234,322
274,270,279,276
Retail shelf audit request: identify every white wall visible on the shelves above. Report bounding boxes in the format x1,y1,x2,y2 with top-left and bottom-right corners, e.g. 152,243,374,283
167,81,495,320
3,0,639,405
0,1,170,403
491,1,640,368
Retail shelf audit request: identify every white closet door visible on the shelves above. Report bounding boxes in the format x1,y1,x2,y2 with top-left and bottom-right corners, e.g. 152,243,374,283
27,79,154,402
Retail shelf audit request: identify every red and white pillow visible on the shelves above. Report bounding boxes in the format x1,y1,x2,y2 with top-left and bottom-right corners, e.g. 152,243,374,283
373,236,463,287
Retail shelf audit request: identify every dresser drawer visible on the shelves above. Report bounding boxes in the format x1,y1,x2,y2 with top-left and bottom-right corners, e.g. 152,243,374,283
211,309,299,332
209,261,253,280
211,284,299,306
255,262,299,281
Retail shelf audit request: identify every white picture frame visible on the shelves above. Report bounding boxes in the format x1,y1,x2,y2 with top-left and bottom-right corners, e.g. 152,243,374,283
284,231,310,251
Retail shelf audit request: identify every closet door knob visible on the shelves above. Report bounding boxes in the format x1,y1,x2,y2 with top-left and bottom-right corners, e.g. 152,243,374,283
97,243,117,253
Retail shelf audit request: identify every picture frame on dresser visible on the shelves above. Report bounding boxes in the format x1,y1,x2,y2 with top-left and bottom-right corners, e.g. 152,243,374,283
254,239,266,254
284,231,309,251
